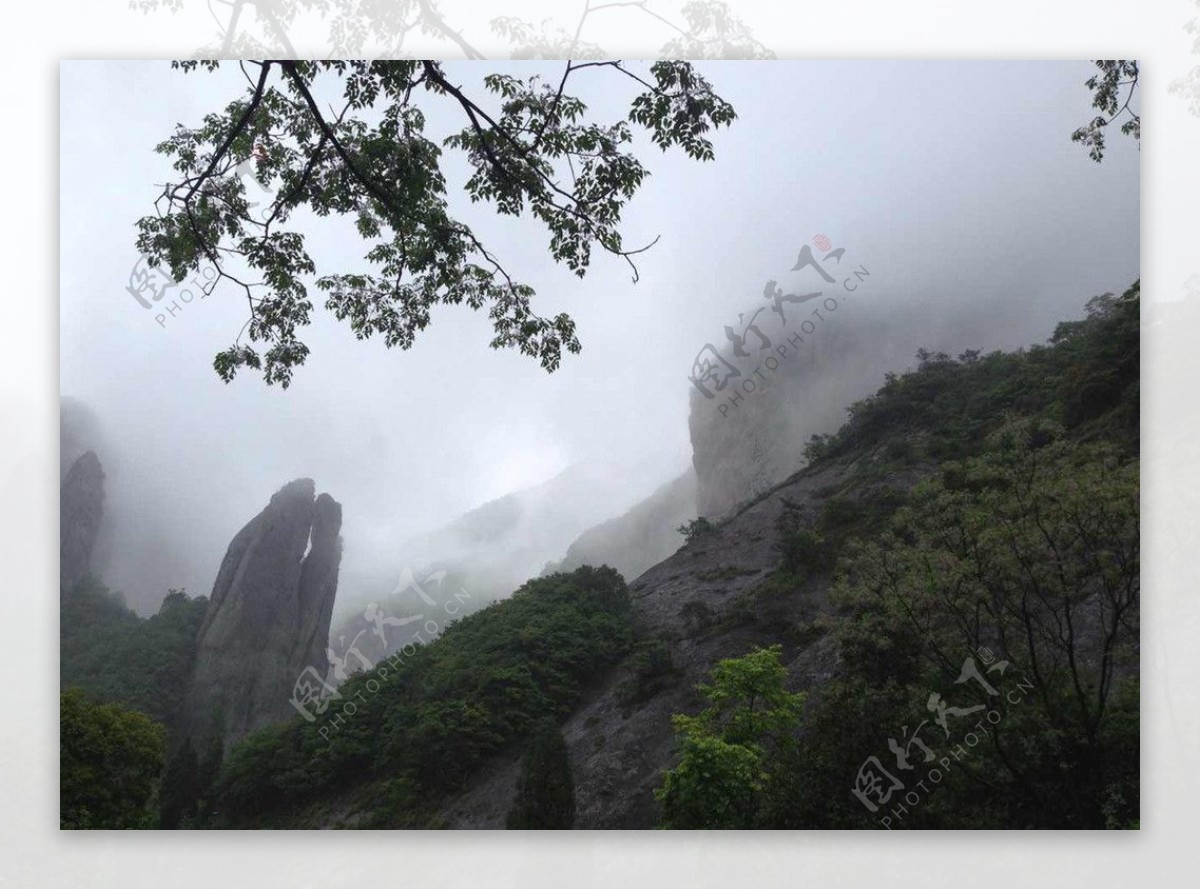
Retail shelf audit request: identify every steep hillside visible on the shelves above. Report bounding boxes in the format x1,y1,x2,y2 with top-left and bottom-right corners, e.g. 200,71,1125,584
60,581,208,729
686,286,1087,520
440,281,1140,828
163,281,1139,829
440,457,868,826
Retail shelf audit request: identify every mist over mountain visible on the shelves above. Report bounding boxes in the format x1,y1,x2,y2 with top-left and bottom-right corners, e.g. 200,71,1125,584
542,469,697,582
331,457,686,626
57,59,1140,834
59,60,1138,620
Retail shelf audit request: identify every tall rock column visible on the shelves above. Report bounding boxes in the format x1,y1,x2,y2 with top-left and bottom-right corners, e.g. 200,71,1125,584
184,478,343,753
60,450,105,593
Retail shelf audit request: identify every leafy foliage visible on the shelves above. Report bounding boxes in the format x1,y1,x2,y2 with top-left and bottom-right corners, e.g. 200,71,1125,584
137,60,735,386
699,284,1141,828
60,581,208,727
810,282,1139,466
656,645,804,828
60,689,166,829
821,429,1139,828
676,516,715,543
212,566,635,826
772,286,1141,826
775,490,906,580
1072,60,1140,162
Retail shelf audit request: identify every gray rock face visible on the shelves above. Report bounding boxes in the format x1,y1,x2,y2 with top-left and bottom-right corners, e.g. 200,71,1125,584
687,291,1006,520
60,451,105,593
435,455,936,828
437,460,852,828
184,479,342,752
60,397,104,479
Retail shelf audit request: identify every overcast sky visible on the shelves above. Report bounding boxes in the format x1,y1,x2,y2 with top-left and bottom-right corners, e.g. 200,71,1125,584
59,60,1139,614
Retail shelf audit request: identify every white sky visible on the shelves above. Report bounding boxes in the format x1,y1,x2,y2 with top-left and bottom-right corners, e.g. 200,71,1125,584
59,60,1140,612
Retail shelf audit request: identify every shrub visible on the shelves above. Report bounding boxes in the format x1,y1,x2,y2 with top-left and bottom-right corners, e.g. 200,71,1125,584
60,689,166,829
616,639,678,708
677,517,715,543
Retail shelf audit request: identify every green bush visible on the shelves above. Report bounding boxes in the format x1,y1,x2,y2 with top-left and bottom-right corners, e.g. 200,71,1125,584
213,566,636,826
676,517,715,543
616,639,678,708
656,645,804,828
60,689,166,829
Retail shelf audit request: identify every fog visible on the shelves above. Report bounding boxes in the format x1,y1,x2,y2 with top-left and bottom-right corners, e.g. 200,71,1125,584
59,60,1139,616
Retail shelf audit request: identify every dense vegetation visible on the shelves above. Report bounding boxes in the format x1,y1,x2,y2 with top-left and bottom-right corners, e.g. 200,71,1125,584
506,721,576,829
60,580,208,727
656,645,804,828
658,282,1140,829
60,282,1139,830
60,689,166,829
59,580,208,828
211,566,635,827
804,283,1139,467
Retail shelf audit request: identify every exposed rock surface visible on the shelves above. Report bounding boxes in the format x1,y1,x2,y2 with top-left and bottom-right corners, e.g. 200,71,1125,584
60,397,104,479
60,450,105,593
438,459,856,828
183,478,343,752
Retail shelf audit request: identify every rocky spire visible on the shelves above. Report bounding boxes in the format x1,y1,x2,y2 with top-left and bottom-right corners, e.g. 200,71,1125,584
60,450,105,593
183,478,343,752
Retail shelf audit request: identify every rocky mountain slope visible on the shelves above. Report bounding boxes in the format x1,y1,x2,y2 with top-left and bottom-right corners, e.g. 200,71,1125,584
689,291,1031,520
61,282,1139,830
438,453,916,827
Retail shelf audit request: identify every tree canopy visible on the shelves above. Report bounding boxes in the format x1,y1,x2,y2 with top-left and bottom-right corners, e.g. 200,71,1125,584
136,60,735,386
656,645,804,828
60,689,166,829
1072,60,1140,162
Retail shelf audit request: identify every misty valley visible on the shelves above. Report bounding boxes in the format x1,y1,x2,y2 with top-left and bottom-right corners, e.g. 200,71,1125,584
58,58,1141,831
60,281,1139,829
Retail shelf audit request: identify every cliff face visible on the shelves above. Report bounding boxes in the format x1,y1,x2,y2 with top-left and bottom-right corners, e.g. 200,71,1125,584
184,479,342,752
60,450,105,593
688,294,1000,520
